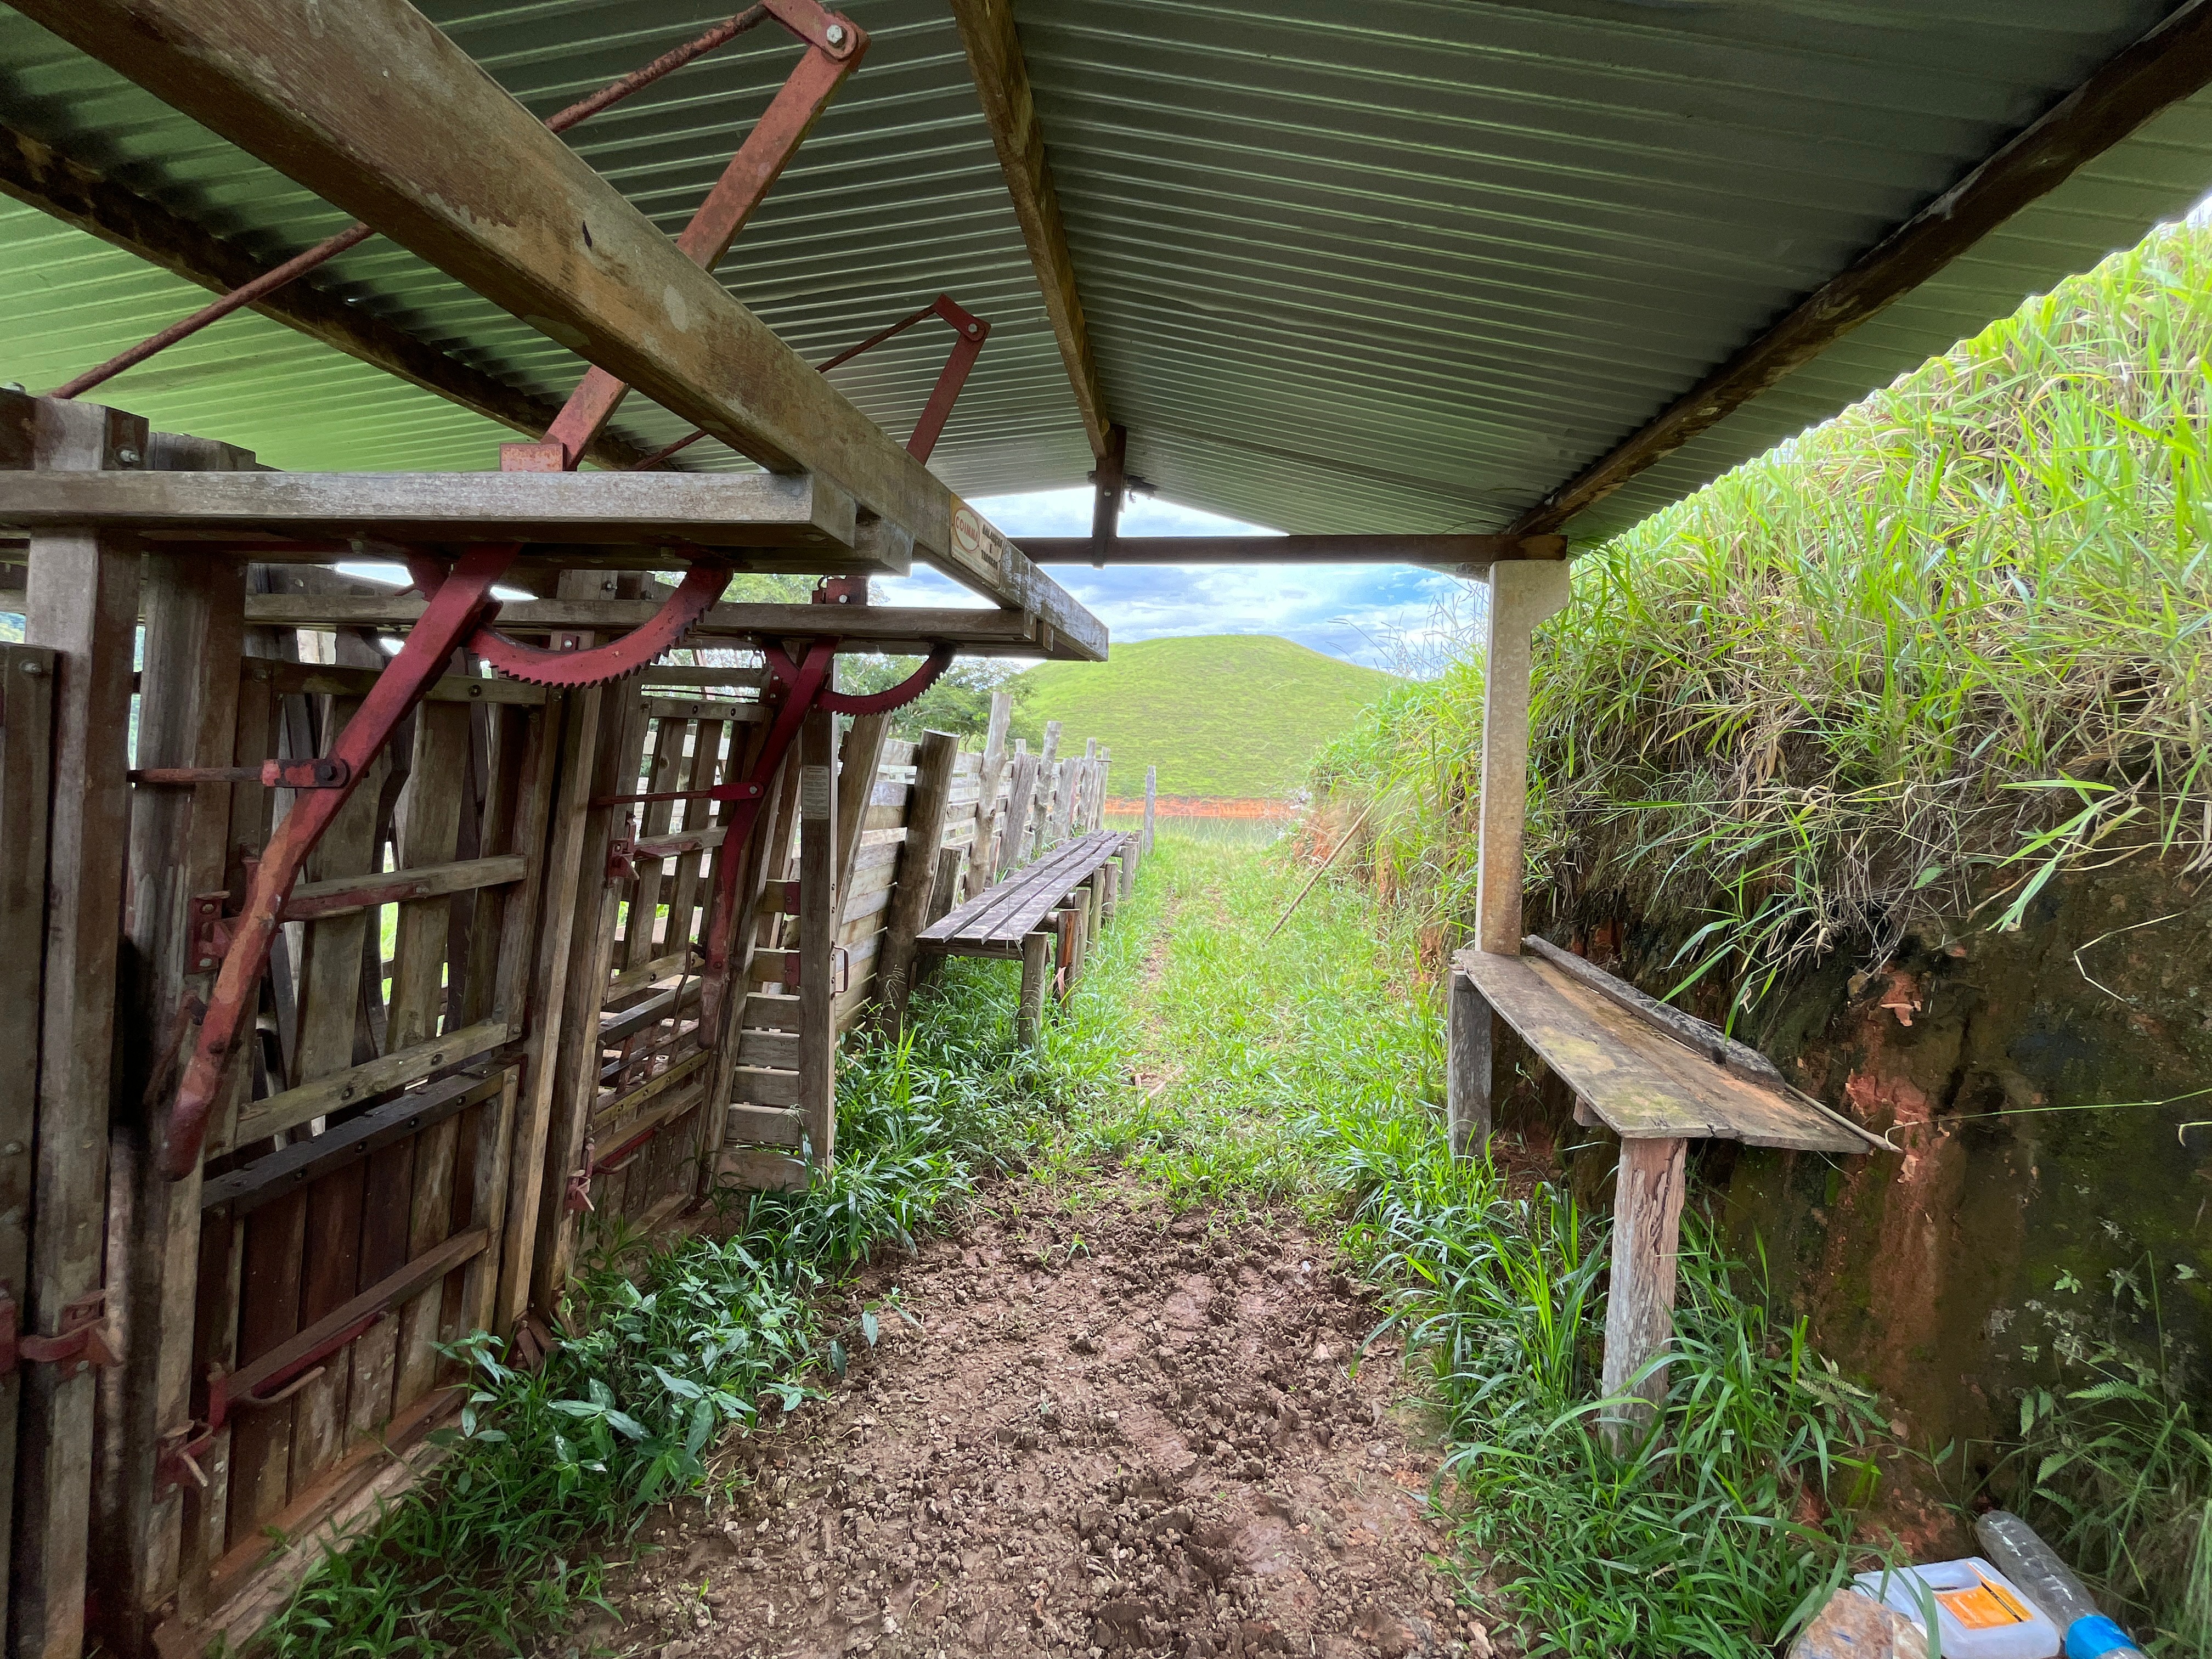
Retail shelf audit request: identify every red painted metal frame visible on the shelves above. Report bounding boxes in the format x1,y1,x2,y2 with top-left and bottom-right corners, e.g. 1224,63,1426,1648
160,544,515,1178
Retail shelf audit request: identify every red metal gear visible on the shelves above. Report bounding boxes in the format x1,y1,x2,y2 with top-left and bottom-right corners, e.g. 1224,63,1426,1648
405,551,735,687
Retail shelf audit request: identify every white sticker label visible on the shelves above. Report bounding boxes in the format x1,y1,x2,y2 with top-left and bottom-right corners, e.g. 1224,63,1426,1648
799,765,832,820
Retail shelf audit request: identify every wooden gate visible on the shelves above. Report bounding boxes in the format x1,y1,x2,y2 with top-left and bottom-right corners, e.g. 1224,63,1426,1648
94,531,558,1647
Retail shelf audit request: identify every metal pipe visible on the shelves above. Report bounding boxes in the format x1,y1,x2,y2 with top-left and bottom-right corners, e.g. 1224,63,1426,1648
50,7,771,401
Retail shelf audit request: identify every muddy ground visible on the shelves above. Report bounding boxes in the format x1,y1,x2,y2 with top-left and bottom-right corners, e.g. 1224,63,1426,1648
573,1186,1493,1659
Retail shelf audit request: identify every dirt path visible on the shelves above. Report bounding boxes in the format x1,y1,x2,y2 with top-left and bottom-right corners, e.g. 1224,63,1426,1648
583,1187,1493,1659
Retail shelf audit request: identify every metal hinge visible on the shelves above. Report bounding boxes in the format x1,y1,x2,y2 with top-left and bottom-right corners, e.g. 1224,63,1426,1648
0,1289,117,1378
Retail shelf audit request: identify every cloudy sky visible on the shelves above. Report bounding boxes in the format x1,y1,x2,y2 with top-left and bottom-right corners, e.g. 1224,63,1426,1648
876,489,1477,674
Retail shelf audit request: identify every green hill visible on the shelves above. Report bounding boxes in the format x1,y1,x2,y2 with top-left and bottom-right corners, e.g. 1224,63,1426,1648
1014,635,1399,798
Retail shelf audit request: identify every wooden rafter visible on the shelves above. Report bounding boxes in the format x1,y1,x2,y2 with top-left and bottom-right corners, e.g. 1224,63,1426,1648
948,0,1114,459
1512,0,2212,536
15,0,1106,659
0,121,659,473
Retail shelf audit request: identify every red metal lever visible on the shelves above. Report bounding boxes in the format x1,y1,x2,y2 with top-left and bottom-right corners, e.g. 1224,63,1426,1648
159,545,518,1180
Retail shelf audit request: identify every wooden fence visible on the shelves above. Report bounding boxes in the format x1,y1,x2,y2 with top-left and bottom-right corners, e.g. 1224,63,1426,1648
0,402,1132,1658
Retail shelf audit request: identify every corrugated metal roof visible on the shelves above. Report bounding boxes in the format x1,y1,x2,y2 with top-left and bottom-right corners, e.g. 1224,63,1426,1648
2,1,2209,540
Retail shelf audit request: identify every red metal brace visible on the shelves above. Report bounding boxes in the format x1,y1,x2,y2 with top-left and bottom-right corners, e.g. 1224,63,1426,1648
156,1311,383,1493
157,8,870,1180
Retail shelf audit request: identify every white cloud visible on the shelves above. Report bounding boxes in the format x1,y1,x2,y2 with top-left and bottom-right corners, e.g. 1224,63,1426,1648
878,488,1479,672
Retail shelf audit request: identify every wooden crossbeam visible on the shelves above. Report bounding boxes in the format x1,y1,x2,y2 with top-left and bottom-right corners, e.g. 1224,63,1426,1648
0,121,660,472
1512,0,2212,535
239,594,1067,657
16,0,1107,659
948,0,1112,459
1018,533,1568,568
0,467,860,551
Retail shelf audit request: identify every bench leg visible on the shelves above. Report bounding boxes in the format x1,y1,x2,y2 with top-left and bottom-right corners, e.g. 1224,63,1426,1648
1099,857,1119,928
1446,967,1515,1159
1601,1135,1689,1449
1053,907,1077,1004
1017,932,1049,1047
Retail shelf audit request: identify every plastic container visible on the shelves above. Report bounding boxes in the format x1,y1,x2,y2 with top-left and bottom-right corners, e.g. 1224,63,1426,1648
1975,1512,2148,1659
1853,1558,2062,1659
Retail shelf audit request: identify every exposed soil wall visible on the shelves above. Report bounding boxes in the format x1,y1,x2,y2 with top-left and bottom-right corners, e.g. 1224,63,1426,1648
1503,861,2212,1469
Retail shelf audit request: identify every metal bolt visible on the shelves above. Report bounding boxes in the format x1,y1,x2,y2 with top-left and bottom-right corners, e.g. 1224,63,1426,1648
967,323,980,336
825,22,846,44
2,1142,20,1156
116,447,140,466
19,661,42,676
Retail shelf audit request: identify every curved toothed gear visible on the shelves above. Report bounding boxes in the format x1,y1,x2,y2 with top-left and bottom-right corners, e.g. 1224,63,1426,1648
406,552,735,687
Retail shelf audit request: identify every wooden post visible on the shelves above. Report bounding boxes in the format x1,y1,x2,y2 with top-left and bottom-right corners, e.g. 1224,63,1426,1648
1002,752,1039,874
967,690,1013,899
1119,838,1136,899
16,395,143,1659
1446,968,1517,1159
1015,932,1048,1047
1032,721,1062,854
1601,1135,1689,1447
912,845,962,991
1099,856,1119,928
831,710,890,929
878,730,959,1035
1052,906,1077,1004
1142,764,1156,856
795,712,837,1167
0,639,54,1651
1473,559,1571,955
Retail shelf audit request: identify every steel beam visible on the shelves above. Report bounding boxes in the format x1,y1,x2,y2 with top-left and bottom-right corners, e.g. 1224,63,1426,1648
1019,533,1567,569
1512,0,2212,535
15,0,1107,659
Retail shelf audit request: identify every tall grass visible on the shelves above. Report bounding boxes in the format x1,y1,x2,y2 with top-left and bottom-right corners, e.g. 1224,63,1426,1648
269,962,1122,1657
1312,221,2212,1020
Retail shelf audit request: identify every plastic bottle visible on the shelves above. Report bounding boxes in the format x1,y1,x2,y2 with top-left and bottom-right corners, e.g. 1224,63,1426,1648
1976,1511,2149,1659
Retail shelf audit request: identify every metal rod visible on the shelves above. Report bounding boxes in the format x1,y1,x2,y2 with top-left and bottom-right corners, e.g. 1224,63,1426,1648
50,8,772,400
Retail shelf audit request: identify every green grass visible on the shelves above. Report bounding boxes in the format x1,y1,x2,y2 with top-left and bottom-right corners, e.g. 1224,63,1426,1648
1311,219,2212,1024
1045,841,1895,1656
1015,634,1399,799
268,959,1129,1656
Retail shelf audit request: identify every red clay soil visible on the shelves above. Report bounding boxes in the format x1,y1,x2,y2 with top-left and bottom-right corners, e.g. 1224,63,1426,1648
577,1186,1494,1659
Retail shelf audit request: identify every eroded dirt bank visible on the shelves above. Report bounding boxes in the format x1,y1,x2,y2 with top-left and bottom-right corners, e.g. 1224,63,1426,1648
578,1187,1491,1659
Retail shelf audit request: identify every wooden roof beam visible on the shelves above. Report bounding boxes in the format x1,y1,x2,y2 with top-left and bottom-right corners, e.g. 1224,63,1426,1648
1513,0,2212,536
949,0,1115,462
15,0,1107,659
0,121,661,472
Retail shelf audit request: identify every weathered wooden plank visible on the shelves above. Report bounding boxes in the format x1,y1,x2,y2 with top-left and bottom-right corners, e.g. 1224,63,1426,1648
724,1104,803,1150
716,1147,808,1193
14,396,142,1659
832,713,891,934
0,456,856,551
1600,1137,1689,1449
244,595,1073,657
878,730,960,1033
731,1067,802,1110
1015,932,1049,1048
736,1028,800,1072
261,659,545,706
105,510,247,1645
1454,949,1871,1153
968,691,1015,899
796,715,837,1167
232,1018,512,1145
199,1071,500,1217
1017,533,1567,568
0,641,54,1644
284,853,527,923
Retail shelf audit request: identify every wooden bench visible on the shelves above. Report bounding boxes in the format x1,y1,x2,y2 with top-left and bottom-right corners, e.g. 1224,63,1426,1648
1449,934,1886,1443
917,829,1135,1041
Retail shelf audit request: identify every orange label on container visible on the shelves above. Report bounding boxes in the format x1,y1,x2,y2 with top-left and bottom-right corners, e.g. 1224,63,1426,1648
1936,1575,2036,1630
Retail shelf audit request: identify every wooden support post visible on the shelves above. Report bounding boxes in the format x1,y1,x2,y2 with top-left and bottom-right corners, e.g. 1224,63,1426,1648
105,453,249,1648
1445,967,1520,1160
16,396,143,1659
1600,1136,1689,1448
1119,840,1136,899
1016,932,1049,1047
1032,721,1063,855
913,847,962,991
796,712,837,1167
1052,907,1077,1004
831,712,890,930
1002,752,1039,875
1473,560,1571,955
1099,856,1119,929
968,690,1014,899
1142,765,1156,857
879,730,960,1035
0,639,54,1651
